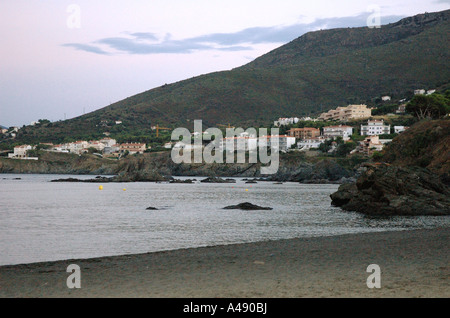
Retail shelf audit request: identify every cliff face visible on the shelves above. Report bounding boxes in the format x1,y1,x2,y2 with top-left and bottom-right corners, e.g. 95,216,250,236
331,119,450,215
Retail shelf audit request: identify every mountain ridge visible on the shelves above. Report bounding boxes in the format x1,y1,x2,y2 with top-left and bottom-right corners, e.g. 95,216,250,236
8,9,450,144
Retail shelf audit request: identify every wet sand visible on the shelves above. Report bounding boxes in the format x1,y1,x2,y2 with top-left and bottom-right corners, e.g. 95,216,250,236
0,228,448,298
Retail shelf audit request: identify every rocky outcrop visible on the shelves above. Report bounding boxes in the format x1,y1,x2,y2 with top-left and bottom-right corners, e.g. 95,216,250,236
331,164,450,216
169,179,196,184
51,171,170,183
223,202,273,211
200,177,236,183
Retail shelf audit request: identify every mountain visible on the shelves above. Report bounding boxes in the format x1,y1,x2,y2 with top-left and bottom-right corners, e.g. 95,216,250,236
13,10,450,143
0,125,7,130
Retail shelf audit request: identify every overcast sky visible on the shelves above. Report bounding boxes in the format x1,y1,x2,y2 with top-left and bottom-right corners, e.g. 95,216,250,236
1,0,449,127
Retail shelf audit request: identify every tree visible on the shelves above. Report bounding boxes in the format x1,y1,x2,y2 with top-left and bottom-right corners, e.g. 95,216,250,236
335,142,357,157
406,94,450,119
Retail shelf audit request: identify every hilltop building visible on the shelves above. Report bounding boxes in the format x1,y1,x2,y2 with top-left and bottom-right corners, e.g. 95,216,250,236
353,136,384,156
414,89,426,95
352,136,391,156
396,104,407,114
323,125,354,140
258,135,296,153
318,104,372,122
394,126,409,134
360,120,391,136
8,145,35,159
274,117,299,127
220,135,296,153
120,143,147,154
297,136,328,150
99,137,117,148
287,128,320,140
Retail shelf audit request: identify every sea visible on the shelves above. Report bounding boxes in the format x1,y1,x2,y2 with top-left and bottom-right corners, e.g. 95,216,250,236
1,173,449,266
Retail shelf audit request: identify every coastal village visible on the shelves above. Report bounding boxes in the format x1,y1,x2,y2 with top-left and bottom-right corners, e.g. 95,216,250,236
2,6,450,300
2,103,413,160
2,89,441,161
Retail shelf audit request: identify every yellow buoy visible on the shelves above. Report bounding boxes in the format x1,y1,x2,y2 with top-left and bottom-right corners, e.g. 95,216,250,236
99,185,103,190
245,189,249,192
123,188,126,191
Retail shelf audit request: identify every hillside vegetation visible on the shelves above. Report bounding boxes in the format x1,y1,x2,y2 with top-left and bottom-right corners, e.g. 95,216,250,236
7,10,450,144
381,118,450,176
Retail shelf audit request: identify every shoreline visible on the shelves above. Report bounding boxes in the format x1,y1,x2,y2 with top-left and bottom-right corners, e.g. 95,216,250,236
1,227,448,298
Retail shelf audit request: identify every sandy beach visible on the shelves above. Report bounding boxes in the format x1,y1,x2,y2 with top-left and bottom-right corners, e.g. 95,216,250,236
0,228,448,298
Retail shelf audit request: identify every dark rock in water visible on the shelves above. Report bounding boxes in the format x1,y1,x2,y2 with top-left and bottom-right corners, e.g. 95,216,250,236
274,182,283,185
13,178,22,180
201,177,236,183
223,202,273,211
51,171,169,183
51,178,83,182
113,171,169,182
146,207,159,210
330,164,450,216
245,179,258,184
170,179,195,184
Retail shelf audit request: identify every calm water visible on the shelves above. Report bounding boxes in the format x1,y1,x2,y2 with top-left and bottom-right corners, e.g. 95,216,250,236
1,174,449,265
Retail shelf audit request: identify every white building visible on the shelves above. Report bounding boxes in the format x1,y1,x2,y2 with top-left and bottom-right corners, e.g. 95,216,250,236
323,125,354,140
221,135,295,153
298,117,316,122
8,145,33,158
274,117,299,127
396,104,407,114
258,135,296,152
52,144,69,153
88,141,106,152
394,126,409,134
104,144,120,154
220,137,258,153
99,137,117,148
67,141,89,154
353,136,384,156
361,120,391,136
120,143,147,154
382,96,391,101
426,89,436,95
297,137,328,150
414,89,426,95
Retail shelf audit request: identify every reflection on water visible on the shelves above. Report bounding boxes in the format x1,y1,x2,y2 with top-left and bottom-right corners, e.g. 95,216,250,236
0,174,448,265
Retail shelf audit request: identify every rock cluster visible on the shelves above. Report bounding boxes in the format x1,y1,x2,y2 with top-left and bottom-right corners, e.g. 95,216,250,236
330,164,450,216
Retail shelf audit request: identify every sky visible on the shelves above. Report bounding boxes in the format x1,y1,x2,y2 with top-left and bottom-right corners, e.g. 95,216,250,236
0,0,449,127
